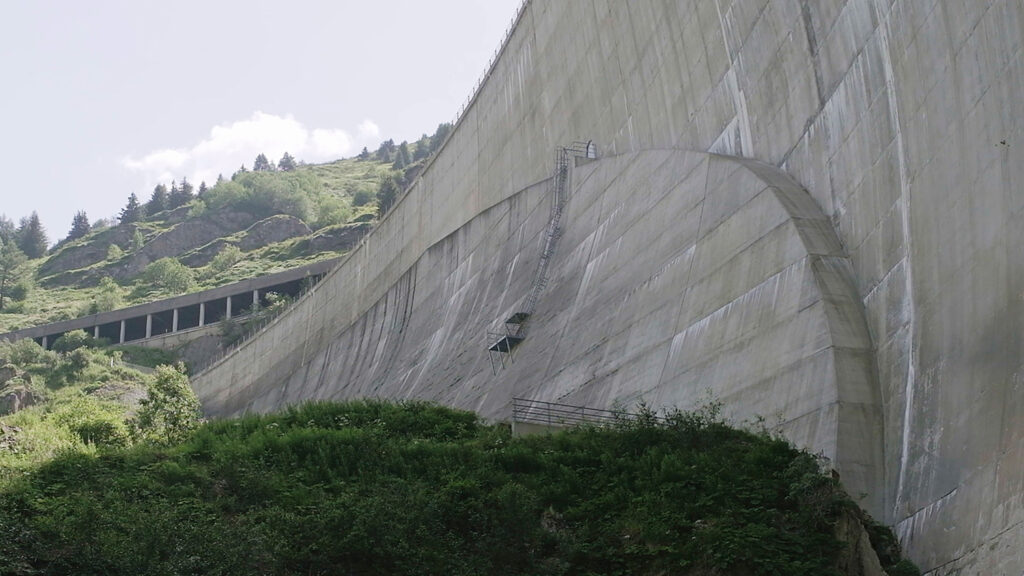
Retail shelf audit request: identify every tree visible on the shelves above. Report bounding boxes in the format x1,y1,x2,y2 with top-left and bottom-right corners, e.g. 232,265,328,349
398,141,412,166
430,123,452,153
135,364,200,444
119,193,144,224
88,276,124,314
375,139,396,163
377,174,400,216
169,178,194,209
0,240,27,311
146,184,168,214
66,211,91,242
141,258,196,294
198,181,208,196
232,164,247,180
16,211,48,258
278,152,297,171
0,215,15,246
253,153,272,172
357,147,370,160
413,134,431,161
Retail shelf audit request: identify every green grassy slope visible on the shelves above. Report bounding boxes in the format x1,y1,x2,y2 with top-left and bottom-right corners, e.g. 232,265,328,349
0,157,394,333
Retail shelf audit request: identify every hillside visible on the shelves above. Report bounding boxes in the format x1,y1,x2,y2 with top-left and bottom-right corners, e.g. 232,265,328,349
0,156,397,334
0,336,918,575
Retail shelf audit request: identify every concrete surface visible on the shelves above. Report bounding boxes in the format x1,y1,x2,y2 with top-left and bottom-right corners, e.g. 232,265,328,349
193,1,1024,573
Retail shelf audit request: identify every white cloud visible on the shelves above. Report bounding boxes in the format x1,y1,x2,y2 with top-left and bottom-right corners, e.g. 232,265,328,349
121,111,378,190
357,118,380,140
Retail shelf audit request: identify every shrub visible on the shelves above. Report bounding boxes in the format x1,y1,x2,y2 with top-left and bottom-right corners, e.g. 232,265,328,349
50,330,96,353
140,258,196,295
134,364,200,444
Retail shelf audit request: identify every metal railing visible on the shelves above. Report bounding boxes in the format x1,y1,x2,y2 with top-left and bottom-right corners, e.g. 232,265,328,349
512,397,640,428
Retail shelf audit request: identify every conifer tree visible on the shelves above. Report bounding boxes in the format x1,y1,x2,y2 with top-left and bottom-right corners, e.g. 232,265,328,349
67,211,91,242
198,181,208,196
357,147,370,160
119,193,145,224
413,134,431,161
278,152,297,171
0,239,27,310
0,215,16,246
253,153,272,172
16,211,48,258
169,178,194,208
146,184,168,214
377,175,400,216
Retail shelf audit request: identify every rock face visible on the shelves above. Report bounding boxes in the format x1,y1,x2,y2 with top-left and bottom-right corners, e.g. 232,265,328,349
304,222,372,254
236,215,311,251
116,211,258,279
834,511,887,576
38,224,139,279
0,385,39,416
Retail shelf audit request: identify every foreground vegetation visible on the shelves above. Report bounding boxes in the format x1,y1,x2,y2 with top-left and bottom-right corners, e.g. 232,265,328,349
1,352,918,576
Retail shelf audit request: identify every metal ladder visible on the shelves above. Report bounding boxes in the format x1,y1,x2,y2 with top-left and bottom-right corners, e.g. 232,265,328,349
486,141,595,373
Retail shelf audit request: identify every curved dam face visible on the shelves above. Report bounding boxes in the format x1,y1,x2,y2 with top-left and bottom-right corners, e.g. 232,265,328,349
194,1,1024,573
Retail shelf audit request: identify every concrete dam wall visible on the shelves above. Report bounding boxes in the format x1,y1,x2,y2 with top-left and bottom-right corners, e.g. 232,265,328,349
193,1,1024,573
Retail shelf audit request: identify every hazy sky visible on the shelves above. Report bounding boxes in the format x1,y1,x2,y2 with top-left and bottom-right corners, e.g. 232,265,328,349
0,0,522,241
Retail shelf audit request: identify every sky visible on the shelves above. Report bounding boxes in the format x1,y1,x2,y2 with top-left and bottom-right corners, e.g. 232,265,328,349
0,0,522,241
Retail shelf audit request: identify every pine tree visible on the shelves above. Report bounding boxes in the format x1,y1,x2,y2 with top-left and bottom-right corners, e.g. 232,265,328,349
169,178,194,208
377,175,400,216
413,134,431,161
430,123,452,153
119,193,145,224
357,147,370,161
146,184,168,214
398,141,412,166
279,152,297,171
0,215,15,246
198,181,208,196
375,139,396,163
253,153,272,172
16,211,48,258
67,211,91,242
0,240,27,310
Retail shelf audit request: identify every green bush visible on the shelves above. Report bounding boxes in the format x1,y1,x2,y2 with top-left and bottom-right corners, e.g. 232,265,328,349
50,330,97,353
139,258,196,295
134,364,200,444
0,400,918,575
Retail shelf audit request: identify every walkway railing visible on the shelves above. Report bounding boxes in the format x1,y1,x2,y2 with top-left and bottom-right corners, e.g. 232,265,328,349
512,397,642,428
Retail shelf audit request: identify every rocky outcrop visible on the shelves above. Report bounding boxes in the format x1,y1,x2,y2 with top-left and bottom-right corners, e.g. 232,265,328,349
0,384,39,416
0,364,17,386
38,224,139,279
303,222,372,254
115,211,258,279
0,421,21,451
834,511,887,576
180,240,231,268
237,215,311,251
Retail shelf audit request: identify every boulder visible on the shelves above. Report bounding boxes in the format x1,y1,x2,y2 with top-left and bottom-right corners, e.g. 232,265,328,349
0,385,39,416
0,364,17,385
